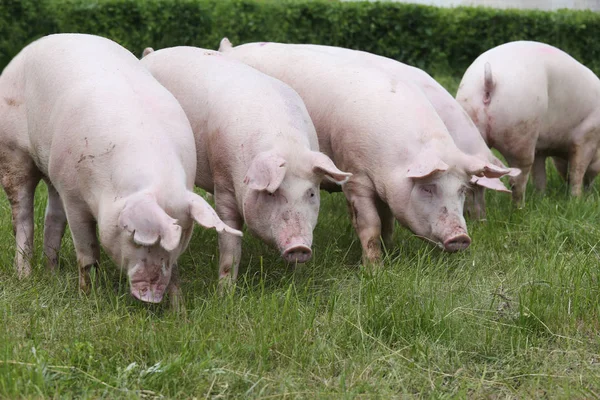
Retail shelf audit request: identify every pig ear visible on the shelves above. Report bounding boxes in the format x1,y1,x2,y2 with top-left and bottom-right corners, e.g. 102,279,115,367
187,192,243,237
141,47,154,58
310,152,352,184
406,157,449,179
244,151,287,193
465,158,511,178
118,194,182,252
471,176,511,193
506,167,521,177
219,37,233,52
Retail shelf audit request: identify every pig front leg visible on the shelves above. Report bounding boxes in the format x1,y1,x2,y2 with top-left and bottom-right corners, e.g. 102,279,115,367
43,181,67,271
532,154,547,192
168,263,185,313
63,202,100,293
0,152,41,278
376,197,394,253
465,185,486,220
214,188,244,285
343,177,383,265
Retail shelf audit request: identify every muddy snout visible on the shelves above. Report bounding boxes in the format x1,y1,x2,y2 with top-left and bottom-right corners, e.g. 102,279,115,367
128,263,171,303
130,283,167,303
443,233,471,252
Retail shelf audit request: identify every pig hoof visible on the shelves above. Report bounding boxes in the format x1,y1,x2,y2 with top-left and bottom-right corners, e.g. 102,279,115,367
443,234,471,252
282,245,312,264
217,278,236,296
45,258,59,273
16,261,32,279
361,255,383,270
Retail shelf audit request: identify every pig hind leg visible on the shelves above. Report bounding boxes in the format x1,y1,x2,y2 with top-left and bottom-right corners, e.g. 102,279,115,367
214,188,244,285
43,180,67,270
343,178,383,265
0,151,41,278
568,126,600,196
504,149,534,207
584,164,600,190
62,201,100,293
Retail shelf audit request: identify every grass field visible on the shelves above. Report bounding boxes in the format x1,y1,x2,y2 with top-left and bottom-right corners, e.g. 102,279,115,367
2,76,600,399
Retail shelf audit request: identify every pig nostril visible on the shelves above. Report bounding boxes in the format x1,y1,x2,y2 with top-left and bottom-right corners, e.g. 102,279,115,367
443,235,471,252
283,245,312,263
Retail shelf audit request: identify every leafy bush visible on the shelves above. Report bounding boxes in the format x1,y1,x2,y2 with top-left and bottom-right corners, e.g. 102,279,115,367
2,0,600,77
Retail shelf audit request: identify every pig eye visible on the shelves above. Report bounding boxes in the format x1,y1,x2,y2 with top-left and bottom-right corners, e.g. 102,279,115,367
307,189,316,198
420,185,435,195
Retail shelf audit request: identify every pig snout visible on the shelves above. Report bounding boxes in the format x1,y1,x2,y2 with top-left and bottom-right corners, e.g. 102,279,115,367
128,262,171,303
282,244,312,263
130,282,167,303
443,233,471,252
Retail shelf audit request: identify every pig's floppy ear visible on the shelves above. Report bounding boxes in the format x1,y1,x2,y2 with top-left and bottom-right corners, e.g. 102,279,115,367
310,151,352,184
471,176,511,193
406,157,450,179
187,192,242,236
119,194,182,252
244,151,287,193
465,157,511,178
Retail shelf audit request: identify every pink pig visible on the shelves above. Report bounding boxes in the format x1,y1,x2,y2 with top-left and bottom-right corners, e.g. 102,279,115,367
456,41,600,205
0,34,241,304
281,44,519,220
220,39,511,263
141,46,350,282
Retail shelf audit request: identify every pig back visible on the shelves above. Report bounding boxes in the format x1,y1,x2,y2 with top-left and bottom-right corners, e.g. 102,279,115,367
296,44,495,162
142,46,319,193
223,43,456,177
21,34,195,201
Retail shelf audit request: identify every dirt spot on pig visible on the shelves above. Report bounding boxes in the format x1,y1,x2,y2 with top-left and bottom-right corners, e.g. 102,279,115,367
4,97,21,107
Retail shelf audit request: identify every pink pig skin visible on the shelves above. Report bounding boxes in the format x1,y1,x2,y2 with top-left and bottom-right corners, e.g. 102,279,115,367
0,34,240,304
456,41,600,205
141,46,350,283
265,44,519,220
219,39,511,263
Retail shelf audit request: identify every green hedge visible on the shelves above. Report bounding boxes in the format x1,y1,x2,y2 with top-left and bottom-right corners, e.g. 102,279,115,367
2,0,600,77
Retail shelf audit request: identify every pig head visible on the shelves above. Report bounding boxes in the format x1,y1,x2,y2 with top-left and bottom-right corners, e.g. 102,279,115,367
242,149,350,263
100,191,242,302
387,151,511,251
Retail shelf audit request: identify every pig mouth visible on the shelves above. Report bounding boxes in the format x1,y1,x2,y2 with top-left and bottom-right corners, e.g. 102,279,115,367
130,285,166,303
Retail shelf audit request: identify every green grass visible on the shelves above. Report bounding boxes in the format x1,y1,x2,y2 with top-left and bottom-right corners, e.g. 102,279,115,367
2,76,600,398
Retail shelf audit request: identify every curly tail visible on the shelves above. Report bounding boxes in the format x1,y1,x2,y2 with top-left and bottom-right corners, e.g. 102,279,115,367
483,62,494,105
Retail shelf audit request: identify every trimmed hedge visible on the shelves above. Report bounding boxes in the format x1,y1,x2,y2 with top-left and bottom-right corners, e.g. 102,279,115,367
2,0,600,77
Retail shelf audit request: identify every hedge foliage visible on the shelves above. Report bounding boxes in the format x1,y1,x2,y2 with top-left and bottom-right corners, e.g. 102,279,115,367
2,0,600,77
